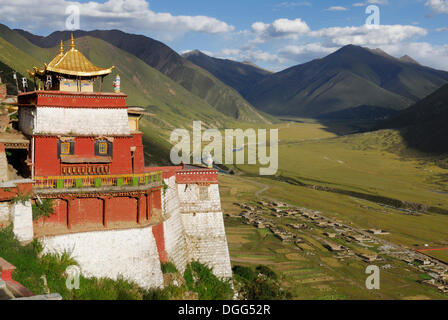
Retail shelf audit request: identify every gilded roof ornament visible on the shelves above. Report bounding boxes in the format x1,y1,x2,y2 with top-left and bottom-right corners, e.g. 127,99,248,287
29,35,114,78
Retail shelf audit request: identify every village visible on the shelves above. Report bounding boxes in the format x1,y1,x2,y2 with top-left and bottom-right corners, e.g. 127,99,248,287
236,200,448,294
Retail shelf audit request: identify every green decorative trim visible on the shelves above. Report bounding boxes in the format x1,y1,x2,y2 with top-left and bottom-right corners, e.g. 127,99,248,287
116,178,123,187
56,179,64,189
75,179,83,188
94,178,102,188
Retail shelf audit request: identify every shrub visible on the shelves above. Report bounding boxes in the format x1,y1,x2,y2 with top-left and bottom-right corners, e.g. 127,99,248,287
232,265,256,281
11,192,31,205
184,261,233,300
32,199,55,221
256,265,278,280
161,262,178,274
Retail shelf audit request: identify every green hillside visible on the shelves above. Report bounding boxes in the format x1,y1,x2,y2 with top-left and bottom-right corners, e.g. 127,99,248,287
0,28,247,165
182,50,272,97
15,28,273,124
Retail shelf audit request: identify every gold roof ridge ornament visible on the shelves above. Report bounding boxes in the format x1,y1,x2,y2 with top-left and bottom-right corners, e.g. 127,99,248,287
30,34,115,78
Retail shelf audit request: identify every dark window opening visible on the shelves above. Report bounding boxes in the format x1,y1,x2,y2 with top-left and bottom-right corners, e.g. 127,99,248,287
6,149,30,178
94,140,113,157
57,140,74,158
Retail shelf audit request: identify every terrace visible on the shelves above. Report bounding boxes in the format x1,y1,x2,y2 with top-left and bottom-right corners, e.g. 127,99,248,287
33,170,163,194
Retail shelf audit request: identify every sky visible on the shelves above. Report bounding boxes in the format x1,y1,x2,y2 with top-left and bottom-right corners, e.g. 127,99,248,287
0,0,447,71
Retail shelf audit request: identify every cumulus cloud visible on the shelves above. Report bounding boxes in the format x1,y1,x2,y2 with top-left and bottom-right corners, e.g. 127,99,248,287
0,0,234,39
278,43,339,62
309,25,427,46
380,42,448,71
325,6,348,11
251,18,310,42
425,0,448,13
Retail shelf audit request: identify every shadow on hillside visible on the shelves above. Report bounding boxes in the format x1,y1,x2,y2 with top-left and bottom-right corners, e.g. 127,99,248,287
314,119,378,136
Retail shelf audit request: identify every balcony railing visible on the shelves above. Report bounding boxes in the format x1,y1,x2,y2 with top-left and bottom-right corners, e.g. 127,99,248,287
33,171,162,190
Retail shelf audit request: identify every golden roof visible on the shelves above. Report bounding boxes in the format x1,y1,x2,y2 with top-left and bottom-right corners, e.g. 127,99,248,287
30,34,114,78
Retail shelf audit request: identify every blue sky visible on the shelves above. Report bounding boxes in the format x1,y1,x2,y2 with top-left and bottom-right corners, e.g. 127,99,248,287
0,0,447,71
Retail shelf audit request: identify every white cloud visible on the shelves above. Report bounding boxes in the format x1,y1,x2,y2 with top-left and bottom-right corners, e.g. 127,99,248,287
425,0,448,13
279,43,339,62
0,0,234,39
309,25,427,46
436,27,448,31
274,1,312,9
380,42,448,71
353,0,389,6
251,18,310,42
325,6,348,11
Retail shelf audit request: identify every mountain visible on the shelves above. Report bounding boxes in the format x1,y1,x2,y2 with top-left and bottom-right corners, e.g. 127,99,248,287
242,45,448,118
380,83,448,154
399,55,420,65
1,24,248,164
182,50,272,97
14,28,272,124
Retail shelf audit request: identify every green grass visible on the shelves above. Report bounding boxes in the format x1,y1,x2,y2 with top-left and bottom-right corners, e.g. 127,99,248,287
0,226,233,300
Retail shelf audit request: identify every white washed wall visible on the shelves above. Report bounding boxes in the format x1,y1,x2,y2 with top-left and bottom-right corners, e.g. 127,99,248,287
25,107,130,136
40,226,164,289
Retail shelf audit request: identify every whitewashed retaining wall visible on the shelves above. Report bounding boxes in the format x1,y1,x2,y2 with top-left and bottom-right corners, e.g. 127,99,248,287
176,182,232,279
162,176,189,273
0,202,9,221
40,226,164,289
181,211,233,279
12,201,33,242
20,107,130,136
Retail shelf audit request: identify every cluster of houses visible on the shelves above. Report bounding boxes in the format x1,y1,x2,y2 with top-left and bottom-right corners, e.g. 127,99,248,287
235,200,448,294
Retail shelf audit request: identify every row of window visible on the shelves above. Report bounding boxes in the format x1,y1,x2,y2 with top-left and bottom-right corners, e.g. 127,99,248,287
57,140,113,157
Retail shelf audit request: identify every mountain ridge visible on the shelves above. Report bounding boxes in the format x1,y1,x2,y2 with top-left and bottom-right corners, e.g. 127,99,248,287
14,28,273,124
182,44,448,118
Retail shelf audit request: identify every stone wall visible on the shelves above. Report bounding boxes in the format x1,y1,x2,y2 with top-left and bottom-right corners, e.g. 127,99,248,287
162,176,189,273
0,202,9,222
177,183,222,213
0,146,8,183
175,182,232,279
40,226,164,289
181,211,233,279
20,107,130,136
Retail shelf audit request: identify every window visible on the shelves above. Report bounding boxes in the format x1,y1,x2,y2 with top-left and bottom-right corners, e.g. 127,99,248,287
98,142,108,155
60,142,71,154
58,140,74,158
95,140,113,157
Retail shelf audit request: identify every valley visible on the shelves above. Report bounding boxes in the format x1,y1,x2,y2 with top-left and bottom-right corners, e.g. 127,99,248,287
219,120,448,299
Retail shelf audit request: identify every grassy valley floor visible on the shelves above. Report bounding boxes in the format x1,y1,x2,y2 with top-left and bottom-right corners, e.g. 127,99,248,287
219,120,448,299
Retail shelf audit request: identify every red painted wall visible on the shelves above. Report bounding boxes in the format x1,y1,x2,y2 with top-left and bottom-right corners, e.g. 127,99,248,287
38,199,68,226
18,91,127,108
68,198,103,227
106,197,138,223
33,134,146,176
33,137,60,176
152,223,167,264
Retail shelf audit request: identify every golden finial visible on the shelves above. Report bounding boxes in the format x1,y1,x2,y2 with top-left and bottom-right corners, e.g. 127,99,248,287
70,33,75,49
59,40,64,55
